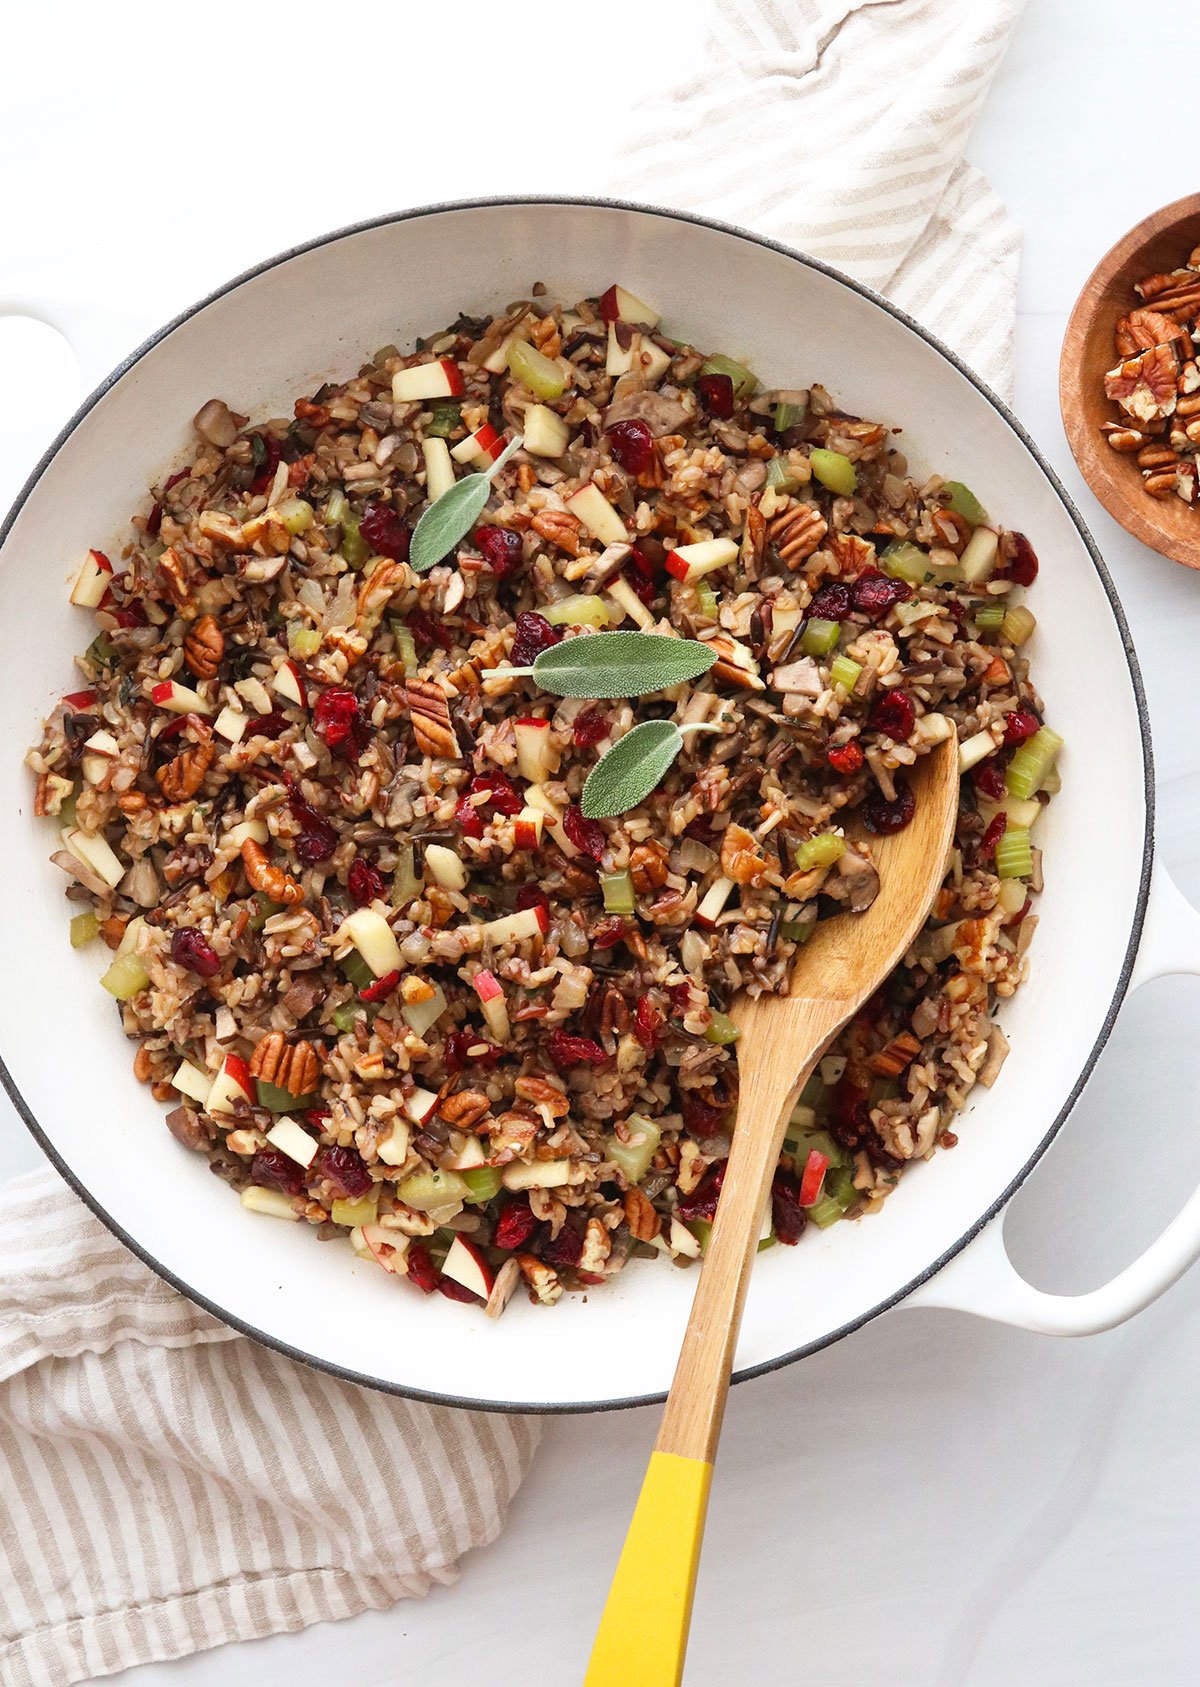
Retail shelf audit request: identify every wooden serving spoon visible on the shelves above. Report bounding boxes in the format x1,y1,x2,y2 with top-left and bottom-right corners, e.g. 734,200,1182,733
585,736,960,1687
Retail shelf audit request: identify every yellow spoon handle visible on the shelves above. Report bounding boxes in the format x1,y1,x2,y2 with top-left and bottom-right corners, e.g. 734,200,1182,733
584,1451,713,1687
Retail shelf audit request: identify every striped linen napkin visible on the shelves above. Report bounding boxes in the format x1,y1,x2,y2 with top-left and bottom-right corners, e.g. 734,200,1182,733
0,2,1023,1680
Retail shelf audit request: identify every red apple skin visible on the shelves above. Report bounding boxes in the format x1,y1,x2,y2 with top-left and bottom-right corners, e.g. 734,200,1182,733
363,1224,405,1274
473,969,502,1004
151,681,174,704
598,285,621,323
444,1235,495,1298
440,359,465,396
283,660,308,706
224,1053,253,1097
532,904,550,935
664,552,690,582
64,689,98,708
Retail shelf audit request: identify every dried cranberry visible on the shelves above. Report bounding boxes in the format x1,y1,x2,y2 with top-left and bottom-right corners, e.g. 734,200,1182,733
164,467,191,494
623,565,658,607
405,1242,438,1294
771,1169,808,1245
510,612,560,667
360,969,401,1003
979,811,1007,862
455,797,485,839
546,1029,608,1068
633,994,663,1050
348,858,386,905
870,690,915,740
563,804,605,861
359,502,410,563
250,1148,304,1199
445,1029,501,1073
852,569,911,619
170,926,221,979
828,741,864,775
573,709,610,748
469,772,523,816
475,525,524,577
110,602,148,629
679,1088,729,1140
146,501,163,538
290,797,336,864
516,885,551,918
676,1163,726,1223
628,546,659,580
437,1274,483,1304
306,1107,331,1131
606,417,654,475
314,1145,373,1199
698,373,735,418
540,1220,585,1270
808,581,854,621
314,688,369,758
592,917,627,950
246,711,289,739
494,1199,538,1252
250,434,283,495
971,760,1007,802
1008,532,1039,586
408,609,453,652
862,777,916,835
1004,710,1040,746
670,982,695,1013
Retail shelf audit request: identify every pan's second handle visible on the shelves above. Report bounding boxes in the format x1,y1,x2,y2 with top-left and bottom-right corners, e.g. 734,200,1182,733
0,295,149,392
910,864,1200,1334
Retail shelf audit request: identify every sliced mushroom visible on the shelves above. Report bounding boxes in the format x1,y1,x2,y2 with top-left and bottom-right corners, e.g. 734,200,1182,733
770,656,822,695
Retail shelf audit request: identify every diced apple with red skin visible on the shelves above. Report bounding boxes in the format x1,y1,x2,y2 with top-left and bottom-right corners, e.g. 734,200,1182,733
272,660,307,709
81,728,119,786
513,717,560,784
599,285,660,329
512,806,545,851
604,328,672,385
665,537,739,584
451,423,505,469
150,678,213,716
443,1134,486,1171
207,1053,255,1116
403,1087,440,1127
358,1223,410,1274
480,905,549,945
422,436,455,501
473,968,511,1042
339,907,402,977
523,404,570,458
523,783,577,858
64,688,98,709
69,549,113,608
442,1235,495,1301
172,1059,213,1107
694,875,736,930
391,359,465,402
566,483,629,547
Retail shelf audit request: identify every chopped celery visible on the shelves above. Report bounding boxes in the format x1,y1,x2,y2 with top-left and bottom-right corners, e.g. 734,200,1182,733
389,618,419,676
340,950,376,990
974,602,1006,633
1001,604,1036,646
257,1079,317,1113
287,621,321,660
772,400,807,432
827,1164,858,1207
331,1192,378,1227
324,489,349,527
700,354,757,399
941,481,988,526
800,618,840,657
779,917,814,942
278,496,314,536
463,1165,503,1204
703,1011,740,1046
397,1168,470,1210
59,790,77,830
340,512,369,570
426,400,462,438
994,825,1033,880
100,952,149,1000
606,1115,661,1185
392,843,421,909
692,1219,713,1253
248,892,285,932
541,593,612,628
1005,727,1062,801
507,339,565,400
332,1002,361,1034
765,456,800,492
85,632,118,669
829,655,862,694
799,1072,827,1109
881,540,929,585
790,1129,848,1170
695,580,719,618
807,1192,844,1228
795,832,845,872
808,448,857,496
70,911,100,949
601,869,636,915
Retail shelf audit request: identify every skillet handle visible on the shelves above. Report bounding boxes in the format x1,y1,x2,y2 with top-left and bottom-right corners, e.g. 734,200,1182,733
0,295,145,391
908,863,1200,1336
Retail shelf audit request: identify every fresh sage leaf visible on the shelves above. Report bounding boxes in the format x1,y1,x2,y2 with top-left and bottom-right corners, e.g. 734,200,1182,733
409,432,524,574
530,631,717,700
581,719,721,818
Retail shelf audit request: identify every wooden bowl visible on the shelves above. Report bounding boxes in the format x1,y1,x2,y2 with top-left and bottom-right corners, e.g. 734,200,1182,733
1060,192,1200,571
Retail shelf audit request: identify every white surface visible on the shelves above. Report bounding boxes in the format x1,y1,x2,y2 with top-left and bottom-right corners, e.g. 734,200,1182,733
2,0,1199,1681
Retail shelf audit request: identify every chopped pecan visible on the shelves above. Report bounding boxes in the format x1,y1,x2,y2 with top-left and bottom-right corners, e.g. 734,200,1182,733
486,1110,539,1163
157,546,196,614
1104,343,1178,422
827,531,876,572
516,1253,562,1305
740,499,767,572
530,507,583,556
637,442,667,491
623,1185,661,1241
1134,271,1200,317
1102,421,1148,454
356,559,411,638
133,1043,154,1083
116,790,149,814
250,1031,320,1096
720,823,770,886
33,770,73,817
513,1074,570,1118
867,1030,923,1078
241,838,304,905
184,614,225,680
156,739,214,801
406,677,460,759
439,1089,492,1130
241,510,291,555
1143,463,1179,498
197,509,245,548
100,914,128,950
578,1217,611,1278
294,397,330,427
708,634,764,691
629,840,670,894
1115,309,1190,359
529,316,562,360
1137,444,1179,471
769,500,828,568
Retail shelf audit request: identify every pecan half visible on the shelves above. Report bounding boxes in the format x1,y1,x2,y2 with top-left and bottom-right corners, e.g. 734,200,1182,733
623,1185,661,1241
241,838,304,904
513,1074,570,1118
516,1253,562,1305
250,1031,320,1096
769,501,828,568
720,823,770,887
1115,308,1190,360
708,634,765,691
1104,343,1179,423
156,739,214,802
406,677,460,759
184,614,225,680
867,1030,923,1078
740,500,767,572
530,508,583,556
439,1089,492,1130
629,840,670,894
241,510,291,555
157,546,197,614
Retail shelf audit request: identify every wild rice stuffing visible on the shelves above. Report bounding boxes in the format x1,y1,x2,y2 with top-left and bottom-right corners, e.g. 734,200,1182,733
27,280,1058,1314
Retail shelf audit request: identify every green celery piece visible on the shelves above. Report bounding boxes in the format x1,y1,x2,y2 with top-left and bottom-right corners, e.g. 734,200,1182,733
942,481,988,526
606,1116,661,1185
772,400,807,432
807,1192,845,1229
765,457,799,492
601,869,636,915
1005,728,1062,801
881,540,929,585
800,618,840,657
463,1165,503,1204
70,911,99,949
695,580,719,618
974,602,1006,633
703,1011,740,1046
829,655,862,693
340,512,369,570
85,632,118,669
340,950,376,990
256,1079,317,1113
426,400,462,438
699,354,758,399
795,832,845,872
808,448,857,496
332,1003,361,1034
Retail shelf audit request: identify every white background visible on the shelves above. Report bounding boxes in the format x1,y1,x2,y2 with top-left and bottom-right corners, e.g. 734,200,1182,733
3,2,1200,1682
